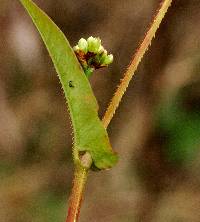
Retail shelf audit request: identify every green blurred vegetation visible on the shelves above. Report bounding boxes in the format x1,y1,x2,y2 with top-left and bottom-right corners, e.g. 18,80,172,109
157,82,200,164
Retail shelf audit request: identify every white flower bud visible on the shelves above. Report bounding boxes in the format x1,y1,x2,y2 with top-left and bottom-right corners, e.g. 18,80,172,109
78,38,88,53
98,45,104,53
73,45,79,51
87,36,101,53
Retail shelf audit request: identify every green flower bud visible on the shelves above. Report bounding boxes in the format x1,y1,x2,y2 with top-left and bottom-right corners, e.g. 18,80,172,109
78,38,88,53
103,54,113,65
87,36,101,53
99,50,107,63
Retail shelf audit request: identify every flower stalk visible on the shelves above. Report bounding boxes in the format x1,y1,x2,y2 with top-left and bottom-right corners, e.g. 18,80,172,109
102,0,172,128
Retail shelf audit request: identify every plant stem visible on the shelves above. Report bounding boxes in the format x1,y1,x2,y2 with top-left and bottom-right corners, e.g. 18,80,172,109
66,0,173,221
102,0,172,128
66,165,88,222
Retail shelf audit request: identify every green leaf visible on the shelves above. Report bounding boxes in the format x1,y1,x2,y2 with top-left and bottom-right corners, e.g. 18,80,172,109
19,0,118,169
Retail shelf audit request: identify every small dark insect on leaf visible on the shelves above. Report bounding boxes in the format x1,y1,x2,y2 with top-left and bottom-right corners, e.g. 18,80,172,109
69,81,74,88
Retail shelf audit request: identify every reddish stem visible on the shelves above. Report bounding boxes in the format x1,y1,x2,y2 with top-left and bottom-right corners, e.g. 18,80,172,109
66,166,88,222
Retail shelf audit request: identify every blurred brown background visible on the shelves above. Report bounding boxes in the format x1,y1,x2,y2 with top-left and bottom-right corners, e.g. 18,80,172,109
0,0,200,221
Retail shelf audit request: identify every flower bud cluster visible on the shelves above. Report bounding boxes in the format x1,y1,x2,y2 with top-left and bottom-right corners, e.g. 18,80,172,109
73,36,113,77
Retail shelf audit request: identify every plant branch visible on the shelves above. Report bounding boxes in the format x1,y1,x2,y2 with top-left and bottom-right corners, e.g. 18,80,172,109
102,0,172,128
66,0,173,221
66,165,88,222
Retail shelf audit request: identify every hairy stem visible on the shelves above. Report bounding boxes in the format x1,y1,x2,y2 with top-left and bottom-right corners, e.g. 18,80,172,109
102,0,172,128
66,0,172,221
66,165,88,222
